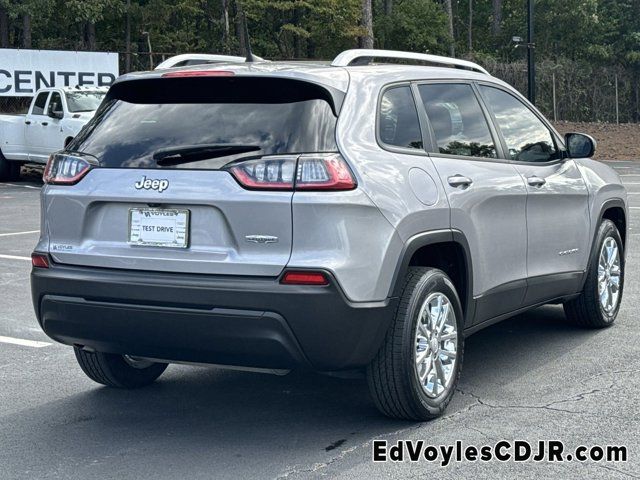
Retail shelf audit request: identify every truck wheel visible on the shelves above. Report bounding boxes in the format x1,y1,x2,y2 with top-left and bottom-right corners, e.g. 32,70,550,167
367,267,464,420
0,151,10,181
564,219,624,328
74,347,168,388
7,161,21,181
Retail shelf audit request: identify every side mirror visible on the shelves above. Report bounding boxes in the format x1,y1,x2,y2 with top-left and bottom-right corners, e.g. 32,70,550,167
565,132,596,158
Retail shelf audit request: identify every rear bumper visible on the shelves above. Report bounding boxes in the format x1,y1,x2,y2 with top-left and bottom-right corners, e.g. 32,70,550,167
31,263,397,371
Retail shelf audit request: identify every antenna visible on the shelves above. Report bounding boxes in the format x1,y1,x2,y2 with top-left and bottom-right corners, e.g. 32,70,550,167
242,13,256,63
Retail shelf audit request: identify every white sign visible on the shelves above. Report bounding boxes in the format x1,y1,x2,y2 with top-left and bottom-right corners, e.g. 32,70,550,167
0,49,119,97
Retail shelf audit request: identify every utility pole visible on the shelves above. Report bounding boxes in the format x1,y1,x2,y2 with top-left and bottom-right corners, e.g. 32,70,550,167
527,0,535,105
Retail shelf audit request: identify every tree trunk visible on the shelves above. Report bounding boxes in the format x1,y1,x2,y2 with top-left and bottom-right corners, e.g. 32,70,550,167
234,0,245,56
0,6,8,48
293,7,303,59
85,22,96,50
221,0,230,53
125,0,131,72
444,0,455,56
359,0,373,49
468,0,473,52
22,13,31,48
491,0,502,37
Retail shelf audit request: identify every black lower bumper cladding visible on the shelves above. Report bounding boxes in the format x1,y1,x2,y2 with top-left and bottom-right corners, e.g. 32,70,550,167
31,263,397,371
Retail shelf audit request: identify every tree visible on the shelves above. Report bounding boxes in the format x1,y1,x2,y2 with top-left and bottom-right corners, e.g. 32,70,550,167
0,2,8,48
360,0,373,48
491,0,502,38
375,0,449,54
444,0,454,56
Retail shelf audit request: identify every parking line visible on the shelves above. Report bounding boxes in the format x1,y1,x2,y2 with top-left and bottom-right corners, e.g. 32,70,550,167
0,335,51,348
1,183,40,190
0,254,31,261
0,230,39,237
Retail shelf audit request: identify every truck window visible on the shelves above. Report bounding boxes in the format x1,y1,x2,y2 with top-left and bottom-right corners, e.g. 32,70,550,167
32,92,50,116
66,91,105,113
48,92,63,116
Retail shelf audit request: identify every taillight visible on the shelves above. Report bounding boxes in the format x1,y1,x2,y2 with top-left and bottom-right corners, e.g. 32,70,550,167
226,153,356,191
281,270,329,285
31,253,49,268
296,154,356,191
43,153,97,185
227,156,297,190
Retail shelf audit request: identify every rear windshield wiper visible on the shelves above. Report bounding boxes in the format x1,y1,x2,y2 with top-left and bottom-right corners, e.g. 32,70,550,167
153,144,261,166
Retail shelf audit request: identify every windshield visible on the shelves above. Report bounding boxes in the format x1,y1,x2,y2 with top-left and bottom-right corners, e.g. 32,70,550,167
65,91,105,113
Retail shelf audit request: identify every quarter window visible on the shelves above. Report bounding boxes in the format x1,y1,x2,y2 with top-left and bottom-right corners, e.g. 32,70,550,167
378,86,423,150
418,83,496,158
32,92,49,116
480,86,559,162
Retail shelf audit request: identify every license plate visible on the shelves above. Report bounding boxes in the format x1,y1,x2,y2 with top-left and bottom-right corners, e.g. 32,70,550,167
128,208,189,248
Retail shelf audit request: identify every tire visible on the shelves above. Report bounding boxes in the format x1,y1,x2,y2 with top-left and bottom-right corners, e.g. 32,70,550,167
564,219,624,328
367,267,464,420
74,347,168,388
7,161,21,181
0,150,10,181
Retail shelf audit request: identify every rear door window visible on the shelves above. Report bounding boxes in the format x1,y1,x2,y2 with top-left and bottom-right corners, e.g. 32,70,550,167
378,86,423,150
418,83,497,159
70,77,339,170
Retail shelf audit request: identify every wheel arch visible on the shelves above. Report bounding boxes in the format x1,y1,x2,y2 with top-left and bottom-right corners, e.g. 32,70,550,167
389,230,475,326
600,200,626,248
580,198,627,290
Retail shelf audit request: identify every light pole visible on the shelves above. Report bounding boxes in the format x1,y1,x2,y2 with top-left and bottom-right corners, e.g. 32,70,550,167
527,0,535,105
512,0,536,105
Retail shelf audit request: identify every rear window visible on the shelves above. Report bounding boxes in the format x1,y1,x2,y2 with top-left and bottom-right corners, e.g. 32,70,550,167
70,77,339,169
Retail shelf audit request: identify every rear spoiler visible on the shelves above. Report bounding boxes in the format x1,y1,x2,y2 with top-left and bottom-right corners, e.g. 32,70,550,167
105,75,345,116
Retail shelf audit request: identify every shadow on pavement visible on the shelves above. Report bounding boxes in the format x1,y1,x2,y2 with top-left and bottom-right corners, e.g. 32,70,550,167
1,305,605,478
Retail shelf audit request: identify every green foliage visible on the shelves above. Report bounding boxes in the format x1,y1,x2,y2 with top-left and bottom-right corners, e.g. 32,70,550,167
0,0,637,74
374,0,450,54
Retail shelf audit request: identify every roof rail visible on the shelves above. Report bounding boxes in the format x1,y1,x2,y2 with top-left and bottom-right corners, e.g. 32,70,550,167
331,49,490,75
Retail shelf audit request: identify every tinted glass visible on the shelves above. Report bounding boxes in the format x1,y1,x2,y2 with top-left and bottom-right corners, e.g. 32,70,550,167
66,91,105,113
72,99,338,169
378,86,423,149
419,84,496,158
481,86,558,162
32,92,49,115
48,92,62,115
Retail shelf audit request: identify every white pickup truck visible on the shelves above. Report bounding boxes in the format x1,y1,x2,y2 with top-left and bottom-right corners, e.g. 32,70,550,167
0,86,106,181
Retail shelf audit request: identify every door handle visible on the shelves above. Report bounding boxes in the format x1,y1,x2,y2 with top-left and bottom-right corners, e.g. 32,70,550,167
527,176,546,187
447,174,473,188
25,120,31,125
41,122,49,126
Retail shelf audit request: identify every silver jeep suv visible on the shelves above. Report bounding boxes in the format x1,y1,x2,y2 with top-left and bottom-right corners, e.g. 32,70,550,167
31,50,627,420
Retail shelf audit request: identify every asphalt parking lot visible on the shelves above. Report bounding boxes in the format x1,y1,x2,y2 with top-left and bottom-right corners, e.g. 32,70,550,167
0,163,638,480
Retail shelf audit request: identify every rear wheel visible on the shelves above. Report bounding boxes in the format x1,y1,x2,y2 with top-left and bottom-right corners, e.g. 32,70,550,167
367,267,464,420
74,347,168,388
7,161,21,181
0,150,11,181
564,219,624,328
